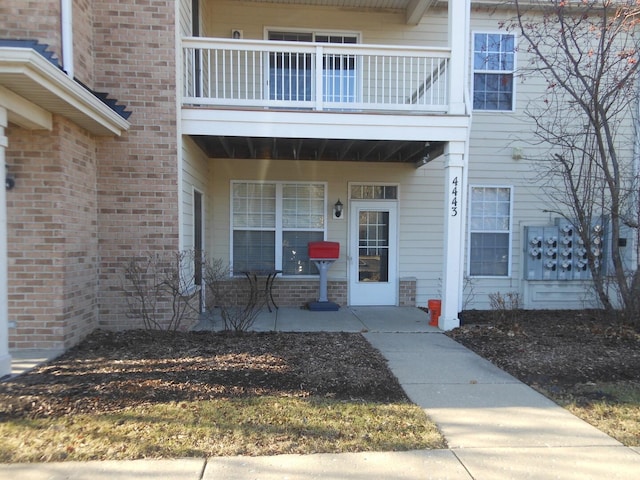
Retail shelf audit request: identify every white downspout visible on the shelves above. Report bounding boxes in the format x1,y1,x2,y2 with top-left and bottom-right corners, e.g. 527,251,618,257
0,107,11,377
459,0,472,313
61,0,74,78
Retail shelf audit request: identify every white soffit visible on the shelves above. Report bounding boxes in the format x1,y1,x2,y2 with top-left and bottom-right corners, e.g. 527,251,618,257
0,48,130,136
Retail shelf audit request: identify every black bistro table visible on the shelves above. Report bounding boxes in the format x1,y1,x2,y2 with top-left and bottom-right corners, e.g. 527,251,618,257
240,269,282,312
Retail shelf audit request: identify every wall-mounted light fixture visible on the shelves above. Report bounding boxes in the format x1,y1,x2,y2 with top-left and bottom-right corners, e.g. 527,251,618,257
333,199,344,219
231,29,243,39
5,165,14,190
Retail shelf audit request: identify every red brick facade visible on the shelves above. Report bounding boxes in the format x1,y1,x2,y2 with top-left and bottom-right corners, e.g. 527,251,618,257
93,1,179,331
7,117,99,349
4,0,180,347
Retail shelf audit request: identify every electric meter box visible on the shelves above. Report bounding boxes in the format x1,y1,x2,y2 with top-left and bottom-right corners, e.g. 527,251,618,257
524,219,605,281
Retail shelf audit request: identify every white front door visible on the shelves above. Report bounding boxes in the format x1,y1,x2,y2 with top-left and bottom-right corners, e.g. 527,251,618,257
349,200,398,305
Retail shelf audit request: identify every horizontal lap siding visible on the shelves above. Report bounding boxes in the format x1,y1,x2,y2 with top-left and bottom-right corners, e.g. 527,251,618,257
181,137,211,253
468,12,570,308
468,11,637,309
200,158,444,307
204,1,448,46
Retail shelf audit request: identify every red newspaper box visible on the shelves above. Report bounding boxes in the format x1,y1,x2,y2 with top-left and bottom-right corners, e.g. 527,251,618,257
308,241,340,259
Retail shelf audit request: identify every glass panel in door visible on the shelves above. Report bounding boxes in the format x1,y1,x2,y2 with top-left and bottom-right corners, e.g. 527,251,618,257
358,211,389,282
268,32,313,101
267,31,358,103
317,35,357,103
349,201,397,306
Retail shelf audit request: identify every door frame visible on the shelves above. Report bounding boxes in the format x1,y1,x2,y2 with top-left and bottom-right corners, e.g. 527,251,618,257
348,199,399,306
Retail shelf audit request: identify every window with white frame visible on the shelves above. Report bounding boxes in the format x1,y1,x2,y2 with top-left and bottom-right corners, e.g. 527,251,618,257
473,33,515,111
232,181,326,275
469,186,512,276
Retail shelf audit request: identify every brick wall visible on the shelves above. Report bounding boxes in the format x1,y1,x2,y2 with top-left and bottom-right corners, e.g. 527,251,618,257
210,277,416,310
0,0,93,83
399,278,417,307
92,0,180,330
73,0,95,84
0,1,61,58
6,116,99,349
4,0,181,342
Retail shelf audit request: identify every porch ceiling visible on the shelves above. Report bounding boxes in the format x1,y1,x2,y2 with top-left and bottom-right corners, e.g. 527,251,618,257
191,135,445,164
241,0,439,24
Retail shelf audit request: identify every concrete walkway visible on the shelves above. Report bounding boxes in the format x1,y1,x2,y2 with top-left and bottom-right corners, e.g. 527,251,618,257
3,306,640,479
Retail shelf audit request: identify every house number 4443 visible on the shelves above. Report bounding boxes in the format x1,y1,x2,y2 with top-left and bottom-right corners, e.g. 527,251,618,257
451,177,459,216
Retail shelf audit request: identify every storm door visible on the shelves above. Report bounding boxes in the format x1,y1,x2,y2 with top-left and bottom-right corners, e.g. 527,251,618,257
349,200,398,305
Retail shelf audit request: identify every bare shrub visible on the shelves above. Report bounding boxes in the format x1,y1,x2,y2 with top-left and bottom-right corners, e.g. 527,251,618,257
122,251,200,331
488,291,523,324
202,257,264,332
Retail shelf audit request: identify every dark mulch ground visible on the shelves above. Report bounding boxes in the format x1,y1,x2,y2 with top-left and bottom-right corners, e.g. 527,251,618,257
2,310,639,421
0,331,409,420
448,310,640,402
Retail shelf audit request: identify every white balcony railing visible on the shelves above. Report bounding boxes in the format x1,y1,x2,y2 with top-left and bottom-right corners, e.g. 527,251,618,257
183,37,450,113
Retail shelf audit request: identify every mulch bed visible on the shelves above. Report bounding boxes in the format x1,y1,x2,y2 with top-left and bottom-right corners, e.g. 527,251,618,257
2,310,639,420
448,310,640,400
0,330,409,420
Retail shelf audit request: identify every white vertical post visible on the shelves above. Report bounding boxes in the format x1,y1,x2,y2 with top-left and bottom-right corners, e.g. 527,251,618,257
0,107,11,377
315,45,324,111
448,0,470,114
440,141,465,330
61,0,74,78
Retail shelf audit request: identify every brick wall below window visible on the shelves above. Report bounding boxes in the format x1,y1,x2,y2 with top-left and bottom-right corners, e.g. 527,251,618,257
208,277,417,309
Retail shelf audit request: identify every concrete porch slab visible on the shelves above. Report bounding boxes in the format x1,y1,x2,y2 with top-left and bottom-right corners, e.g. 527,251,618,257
351,306,434,332
274,307,367,332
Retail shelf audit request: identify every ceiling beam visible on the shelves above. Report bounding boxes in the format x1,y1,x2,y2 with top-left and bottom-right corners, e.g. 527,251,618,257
406,0,435,26
338,140,355,161
360,141,383,161
382,142,405,162
293,139,303,160
246,137,256,158
404,144,429,163
315,139,328,160
217,136,234,158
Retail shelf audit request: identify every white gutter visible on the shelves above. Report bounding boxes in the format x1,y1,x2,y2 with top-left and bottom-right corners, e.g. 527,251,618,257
0,48,130,136
61,0,74,78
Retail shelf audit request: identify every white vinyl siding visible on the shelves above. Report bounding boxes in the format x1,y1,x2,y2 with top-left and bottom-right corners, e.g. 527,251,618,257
181,137,210,253
204,1,449,48
207,159,445,306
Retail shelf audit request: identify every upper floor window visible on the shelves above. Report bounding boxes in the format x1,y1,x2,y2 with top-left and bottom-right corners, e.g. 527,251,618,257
469,186,512,277
473,33,515,111
232,181,326,276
